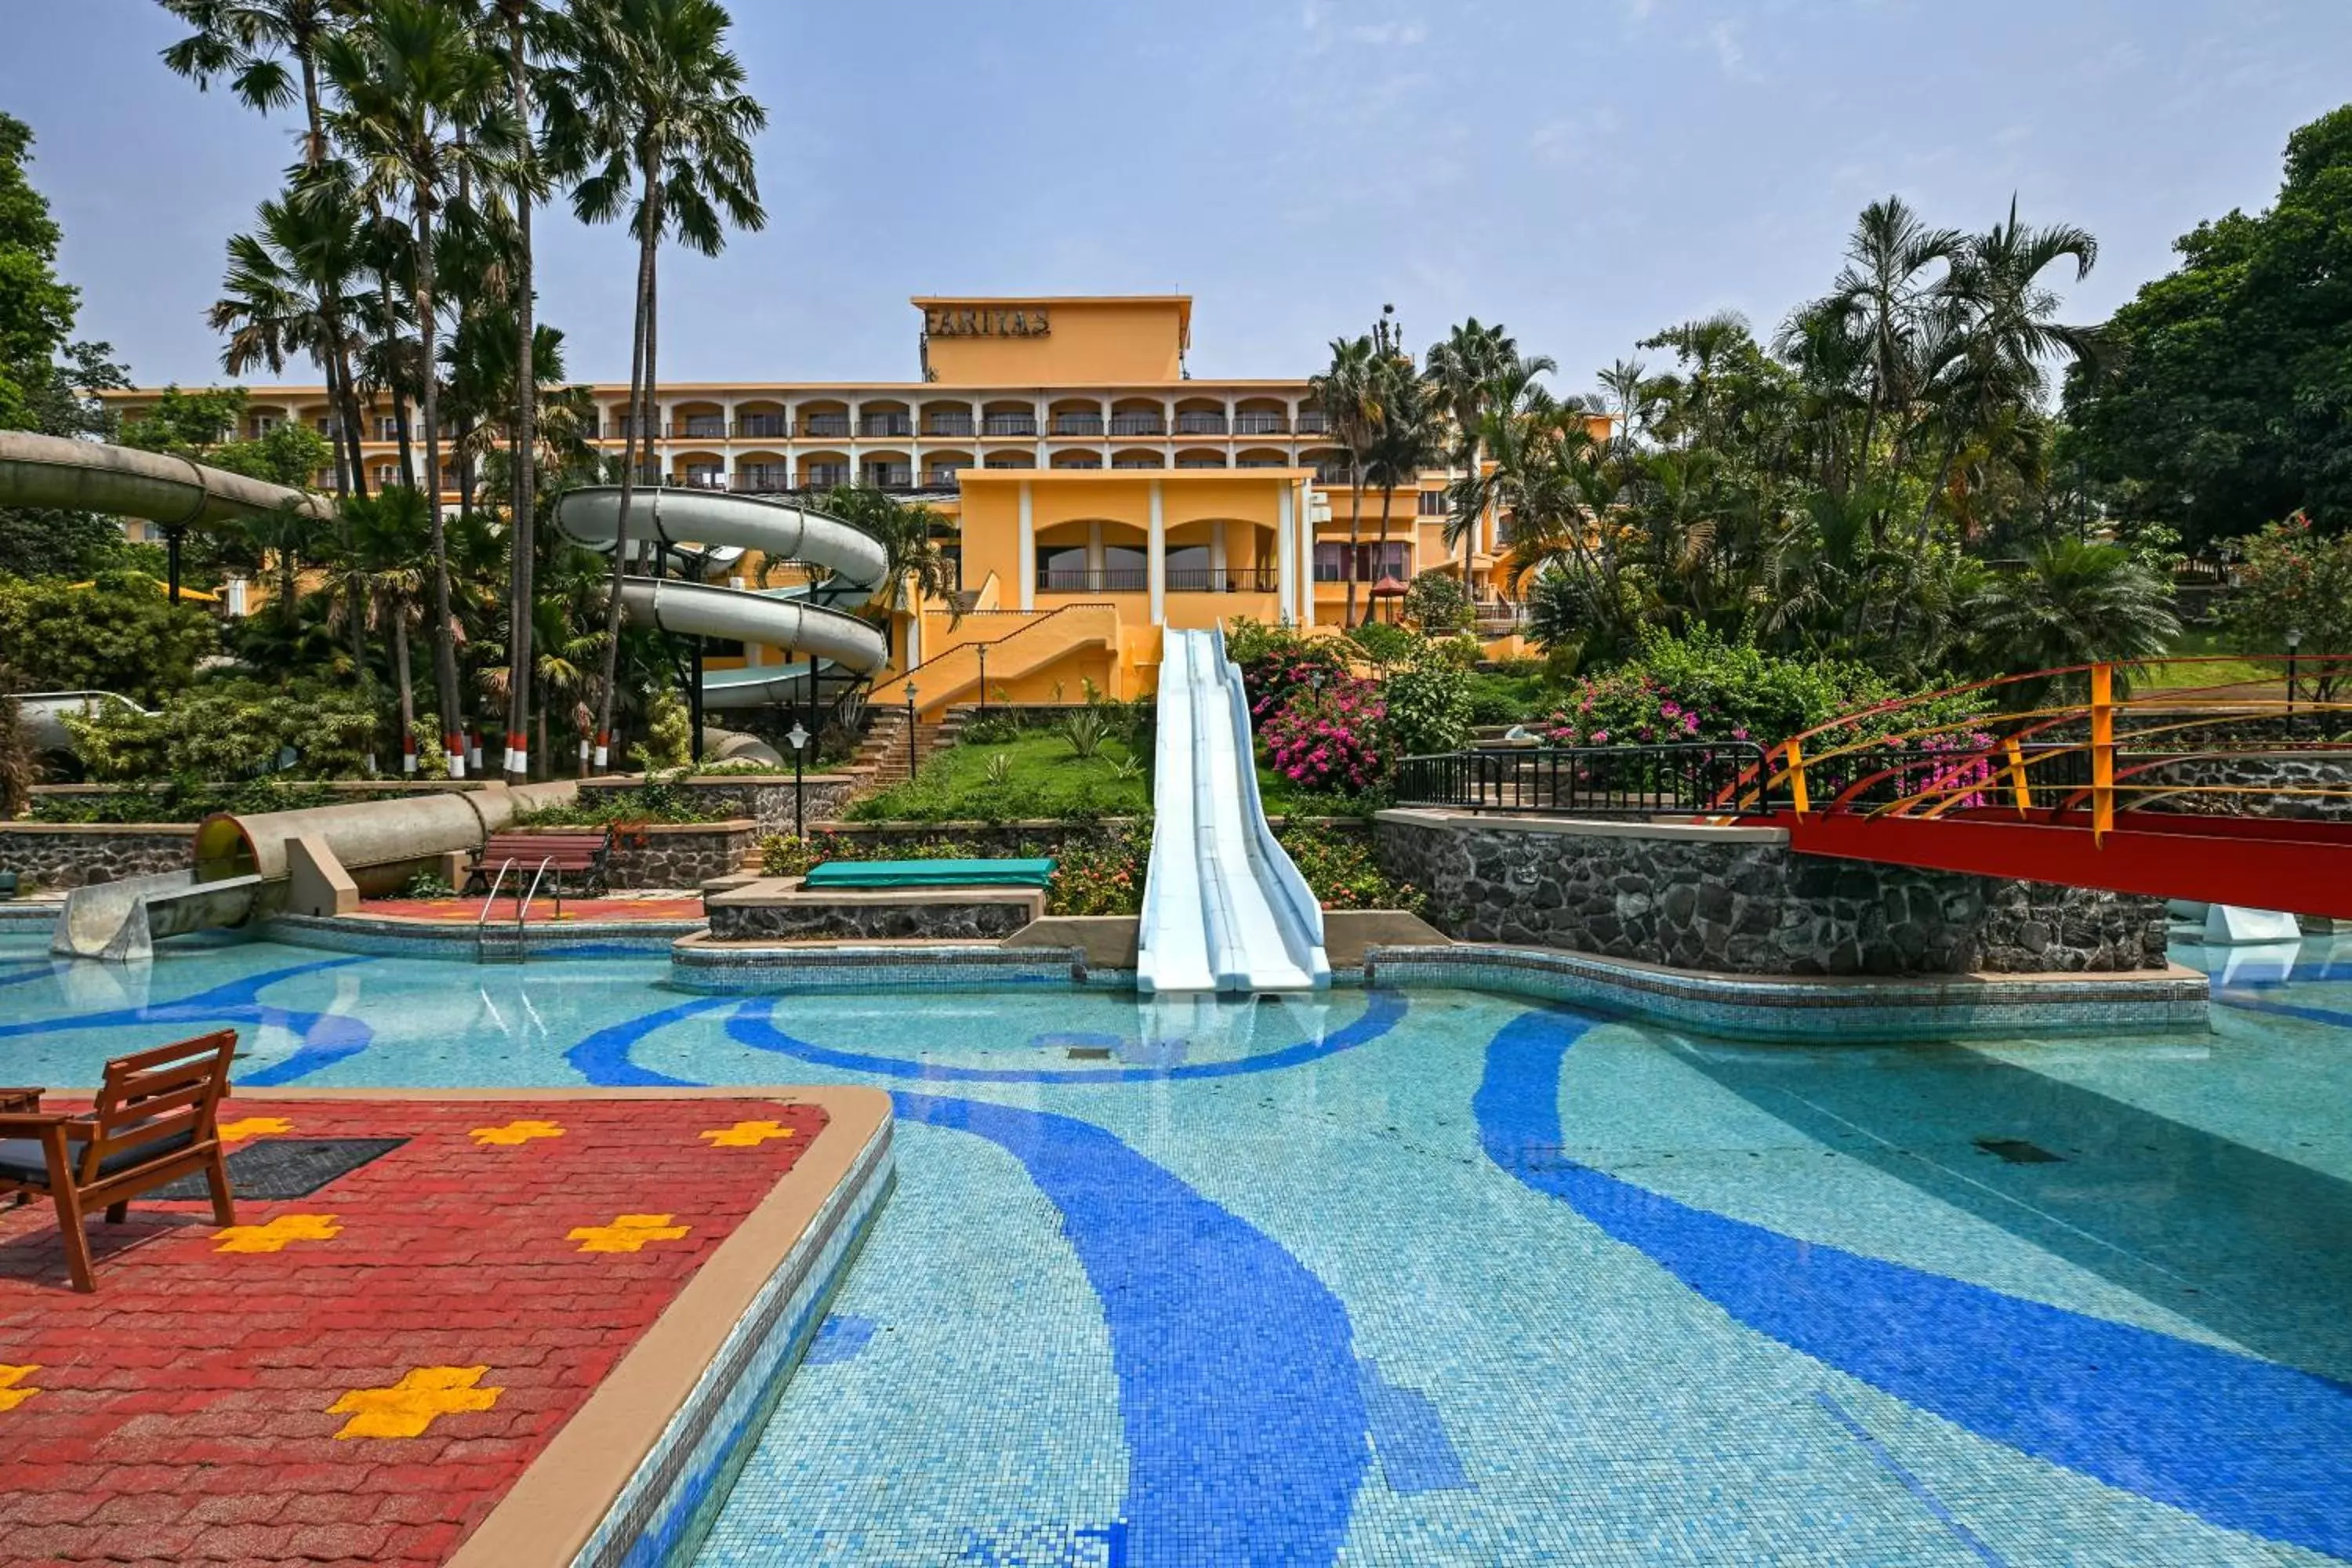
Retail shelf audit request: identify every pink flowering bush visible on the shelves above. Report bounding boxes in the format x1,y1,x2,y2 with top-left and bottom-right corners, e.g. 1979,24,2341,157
1261,676,1388,795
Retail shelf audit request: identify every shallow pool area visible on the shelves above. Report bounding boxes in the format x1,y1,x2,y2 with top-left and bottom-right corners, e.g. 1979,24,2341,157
2,930,2349,1565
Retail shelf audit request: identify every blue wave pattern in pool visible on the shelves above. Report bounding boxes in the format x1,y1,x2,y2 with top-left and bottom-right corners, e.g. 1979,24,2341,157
7,933,2352,1562
1478,1004,2352,1561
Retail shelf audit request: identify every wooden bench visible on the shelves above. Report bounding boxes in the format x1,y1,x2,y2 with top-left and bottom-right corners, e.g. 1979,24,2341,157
0,1031,238,1292
469,829,612,908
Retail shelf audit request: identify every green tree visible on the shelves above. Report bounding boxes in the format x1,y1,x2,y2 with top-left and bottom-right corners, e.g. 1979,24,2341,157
2066,107,2352,552
158,0,351,168
1425,319,1553,581
1967,539,2179,677
1364,345,1439,620
0,113,80,432
1400,568,1470,633
2227,514,2352,696
542,0,768,765
322,0,521,775
817,484,960,638
0,572,220,705
1310,333,1379,627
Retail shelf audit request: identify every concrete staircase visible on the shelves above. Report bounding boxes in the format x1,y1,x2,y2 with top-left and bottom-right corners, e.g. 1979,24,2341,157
739,706,975,867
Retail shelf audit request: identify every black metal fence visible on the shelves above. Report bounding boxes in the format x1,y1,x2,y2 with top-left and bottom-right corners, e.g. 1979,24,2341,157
1396,742,1775,818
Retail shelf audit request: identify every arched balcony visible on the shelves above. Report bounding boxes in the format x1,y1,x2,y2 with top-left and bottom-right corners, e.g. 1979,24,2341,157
1233,397,1291,437
731,450,790,494
1174,448,1228,470
670,401,726,440
670,449,726,489
1236,447,1291,469
1172,396,1228,437
858,448,914,490
1051,451,1105,470
1107,397,1166,437
981,398,1039,438
797,398,850,439
921,400,978,438
1109,448,1165,470
733,399,788,439
1163,517,1279,593
1034,520,1149,594
1047,397,1105,437
920,449,975,488
796,449,850,490
857,399,913,439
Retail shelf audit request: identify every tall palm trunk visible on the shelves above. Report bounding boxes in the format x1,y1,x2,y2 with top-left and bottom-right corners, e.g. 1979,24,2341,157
503,4,536,779
393,612,417,774
1461,435,1480,586
593,172,660,770
394,393,416,491
414,196,465,778
321,352,351,496
1374,480,1398,624
1342,460,1366,627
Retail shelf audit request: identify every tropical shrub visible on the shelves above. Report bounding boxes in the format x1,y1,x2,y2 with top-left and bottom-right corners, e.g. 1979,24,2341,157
1276,822,1424,913
1261,674,1387,794
1539,628,1907,750
64,678,379,781
1382,656,1473,757
25,778,339,823
1046,825,1150,916
1344,619,1419,666
1401,569,1471,633
2228,513,2352,681
630,688,694,772
1229,617,1352,722
0,571,218,706
513,781,719,827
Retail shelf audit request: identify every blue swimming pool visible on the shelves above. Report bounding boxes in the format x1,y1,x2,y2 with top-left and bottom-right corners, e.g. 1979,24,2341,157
2,930,2348,1566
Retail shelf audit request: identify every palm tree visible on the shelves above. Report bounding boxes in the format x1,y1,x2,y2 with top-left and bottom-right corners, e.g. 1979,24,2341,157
495,0,547,780
343,487,433,773
816,485,961,659
240,499,318,633
1814,196,1960,500
209,180,370,496
542,0,767,770
158,0,348,168
321,0,519,777
1365,361,1439,622
1915,199,2104,546
1425,319,1554,586
1969,539,2178,680
1309,334,1379,627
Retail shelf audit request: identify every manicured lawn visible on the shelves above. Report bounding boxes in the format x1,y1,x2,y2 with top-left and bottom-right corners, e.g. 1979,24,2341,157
2140,627,2277,691
850,728,1150,822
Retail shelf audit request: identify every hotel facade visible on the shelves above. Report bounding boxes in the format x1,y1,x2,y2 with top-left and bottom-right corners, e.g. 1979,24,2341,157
111,296,1563,715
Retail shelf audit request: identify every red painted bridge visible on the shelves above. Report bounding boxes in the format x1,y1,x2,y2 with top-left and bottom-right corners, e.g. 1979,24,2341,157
1729,656,2352,920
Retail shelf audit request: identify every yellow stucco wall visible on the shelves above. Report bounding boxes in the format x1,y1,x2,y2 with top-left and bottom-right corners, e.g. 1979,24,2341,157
915,296,1189,384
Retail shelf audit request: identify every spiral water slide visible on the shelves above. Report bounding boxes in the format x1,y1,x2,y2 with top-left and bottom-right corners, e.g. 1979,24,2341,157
0,428,334,531
552,487,890,735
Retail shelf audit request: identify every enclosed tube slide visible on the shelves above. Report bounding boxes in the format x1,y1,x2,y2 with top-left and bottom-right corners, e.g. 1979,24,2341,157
52,780,580,961
554,487,891,723
0,429,331,528
1136,626,1329,994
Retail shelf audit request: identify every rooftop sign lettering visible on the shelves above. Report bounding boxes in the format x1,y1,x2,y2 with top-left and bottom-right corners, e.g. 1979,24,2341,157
926,306,1051,339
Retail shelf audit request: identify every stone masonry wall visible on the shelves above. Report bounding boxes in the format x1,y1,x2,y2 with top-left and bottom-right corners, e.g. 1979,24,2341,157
0,825,191,890
708,898,1035,942
1374,812,2169,975
2126,752,2352,822
500,822,756,890
576,775,860,830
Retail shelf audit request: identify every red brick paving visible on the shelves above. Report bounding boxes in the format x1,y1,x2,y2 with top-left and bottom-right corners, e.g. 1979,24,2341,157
0,1096,828,1566
359,896,706,924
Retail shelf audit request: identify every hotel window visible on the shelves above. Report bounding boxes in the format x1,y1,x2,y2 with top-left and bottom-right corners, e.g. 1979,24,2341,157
682,463,724,489
985,453,1037,469
373,416,400,441
1417,491,1451,516
250,413,281,437
676,412,725,438
982,412,1038,437
1313,542,1408,583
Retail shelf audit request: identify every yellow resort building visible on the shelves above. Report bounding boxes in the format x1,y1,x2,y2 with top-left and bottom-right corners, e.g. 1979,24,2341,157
112,295,1563,717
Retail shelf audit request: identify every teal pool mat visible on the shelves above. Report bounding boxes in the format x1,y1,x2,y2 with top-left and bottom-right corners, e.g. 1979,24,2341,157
802,858,1057,890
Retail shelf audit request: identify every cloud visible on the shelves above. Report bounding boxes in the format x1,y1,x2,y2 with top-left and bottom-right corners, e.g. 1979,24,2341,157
1301,2,1427,51
1705,17,1761,82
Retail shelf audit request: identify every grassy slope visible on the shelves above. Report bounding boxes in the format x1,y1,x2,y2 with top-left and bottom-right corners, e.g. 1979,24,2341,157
850,728,1150,822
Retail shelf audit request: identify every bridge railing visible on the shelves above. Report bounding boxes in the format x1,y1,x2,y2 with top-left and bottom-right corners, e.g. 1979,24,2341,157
1396,742,1775,818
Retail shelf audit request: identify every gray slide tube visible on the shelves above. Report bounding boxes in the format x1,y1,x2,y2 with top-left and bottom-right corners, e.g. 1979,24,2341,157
0,429,331,528
554,487,891,696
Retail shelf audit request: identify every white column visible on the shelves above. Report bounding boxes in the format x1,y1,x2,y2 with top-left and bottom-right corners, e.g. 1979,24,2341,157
1277,481,1297,626
1148,480,1167,626
1034,396,1048,467
906,597,923,668
1086,520,1105,579
1210,520,1228,579
1018,481,1035,612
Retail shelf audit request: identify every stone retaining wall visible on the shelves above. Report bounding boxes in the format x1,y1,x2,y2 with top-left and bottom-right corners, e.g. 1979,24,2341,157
576,775,860,831
0,823,191,889
708,896,1037,942
503,822,757,890
2128,752,2352,821
1374,810,2169,975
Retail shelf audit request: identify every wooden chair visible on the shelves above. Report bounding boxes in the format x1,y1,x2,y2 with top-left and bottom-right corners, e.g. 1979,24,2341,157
0,1031,238,1292
467,829,613,909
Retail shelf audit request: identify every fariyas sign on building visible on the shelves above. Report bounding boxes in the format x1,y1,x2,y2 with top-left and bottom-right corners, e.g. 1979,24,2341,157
924,305,1051,338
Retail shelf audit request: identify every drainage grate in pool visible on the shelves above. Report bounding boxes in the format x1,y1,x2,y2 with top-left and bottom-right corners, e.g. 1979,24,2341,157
152,1138,409,1200
1065,1046,1113,1061
1973,1136,2063,1164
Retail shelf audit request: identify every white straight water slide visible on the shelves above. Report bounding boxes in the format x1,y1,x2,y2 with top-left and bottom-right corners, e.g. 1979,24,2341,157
554,486,891,711
1136,627,1330,994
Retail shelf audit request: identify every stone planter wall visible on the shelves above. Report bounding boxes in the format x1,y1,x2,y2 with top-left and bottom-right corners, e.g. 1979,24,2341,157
1374,810,2169,975
2126,752,2352,822
0,823,192,889
708,895,1038,942
504,821,757,889
577,775,860,831
791,816,1367,857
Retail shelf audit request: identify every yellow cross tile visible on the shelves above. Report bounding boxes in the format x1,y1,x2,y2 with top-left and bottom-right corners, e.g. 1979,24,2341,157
0,1365,39,1413
218,1116,294,1144
212,1214,342,1254
328,1366,501,1439
699,1120,798,1149
568,1213,691,1254
470,1119,564,1146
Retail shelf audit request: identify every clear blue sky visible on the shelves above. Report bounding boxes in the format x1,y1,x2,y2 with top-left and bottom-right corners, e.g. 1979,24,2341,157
5,0,2348,394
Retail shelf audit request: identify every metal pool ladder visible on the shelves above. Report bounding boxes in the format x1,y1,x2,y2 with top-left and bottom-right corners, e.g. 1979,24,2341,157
474,857,555,964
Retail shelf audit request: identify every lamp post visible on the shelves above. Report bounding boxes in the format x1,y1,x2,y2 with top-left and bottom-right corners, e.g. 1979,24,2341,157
786,720,809,837
904,679,920,782
2287,626,2304,735
976,641,989,717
